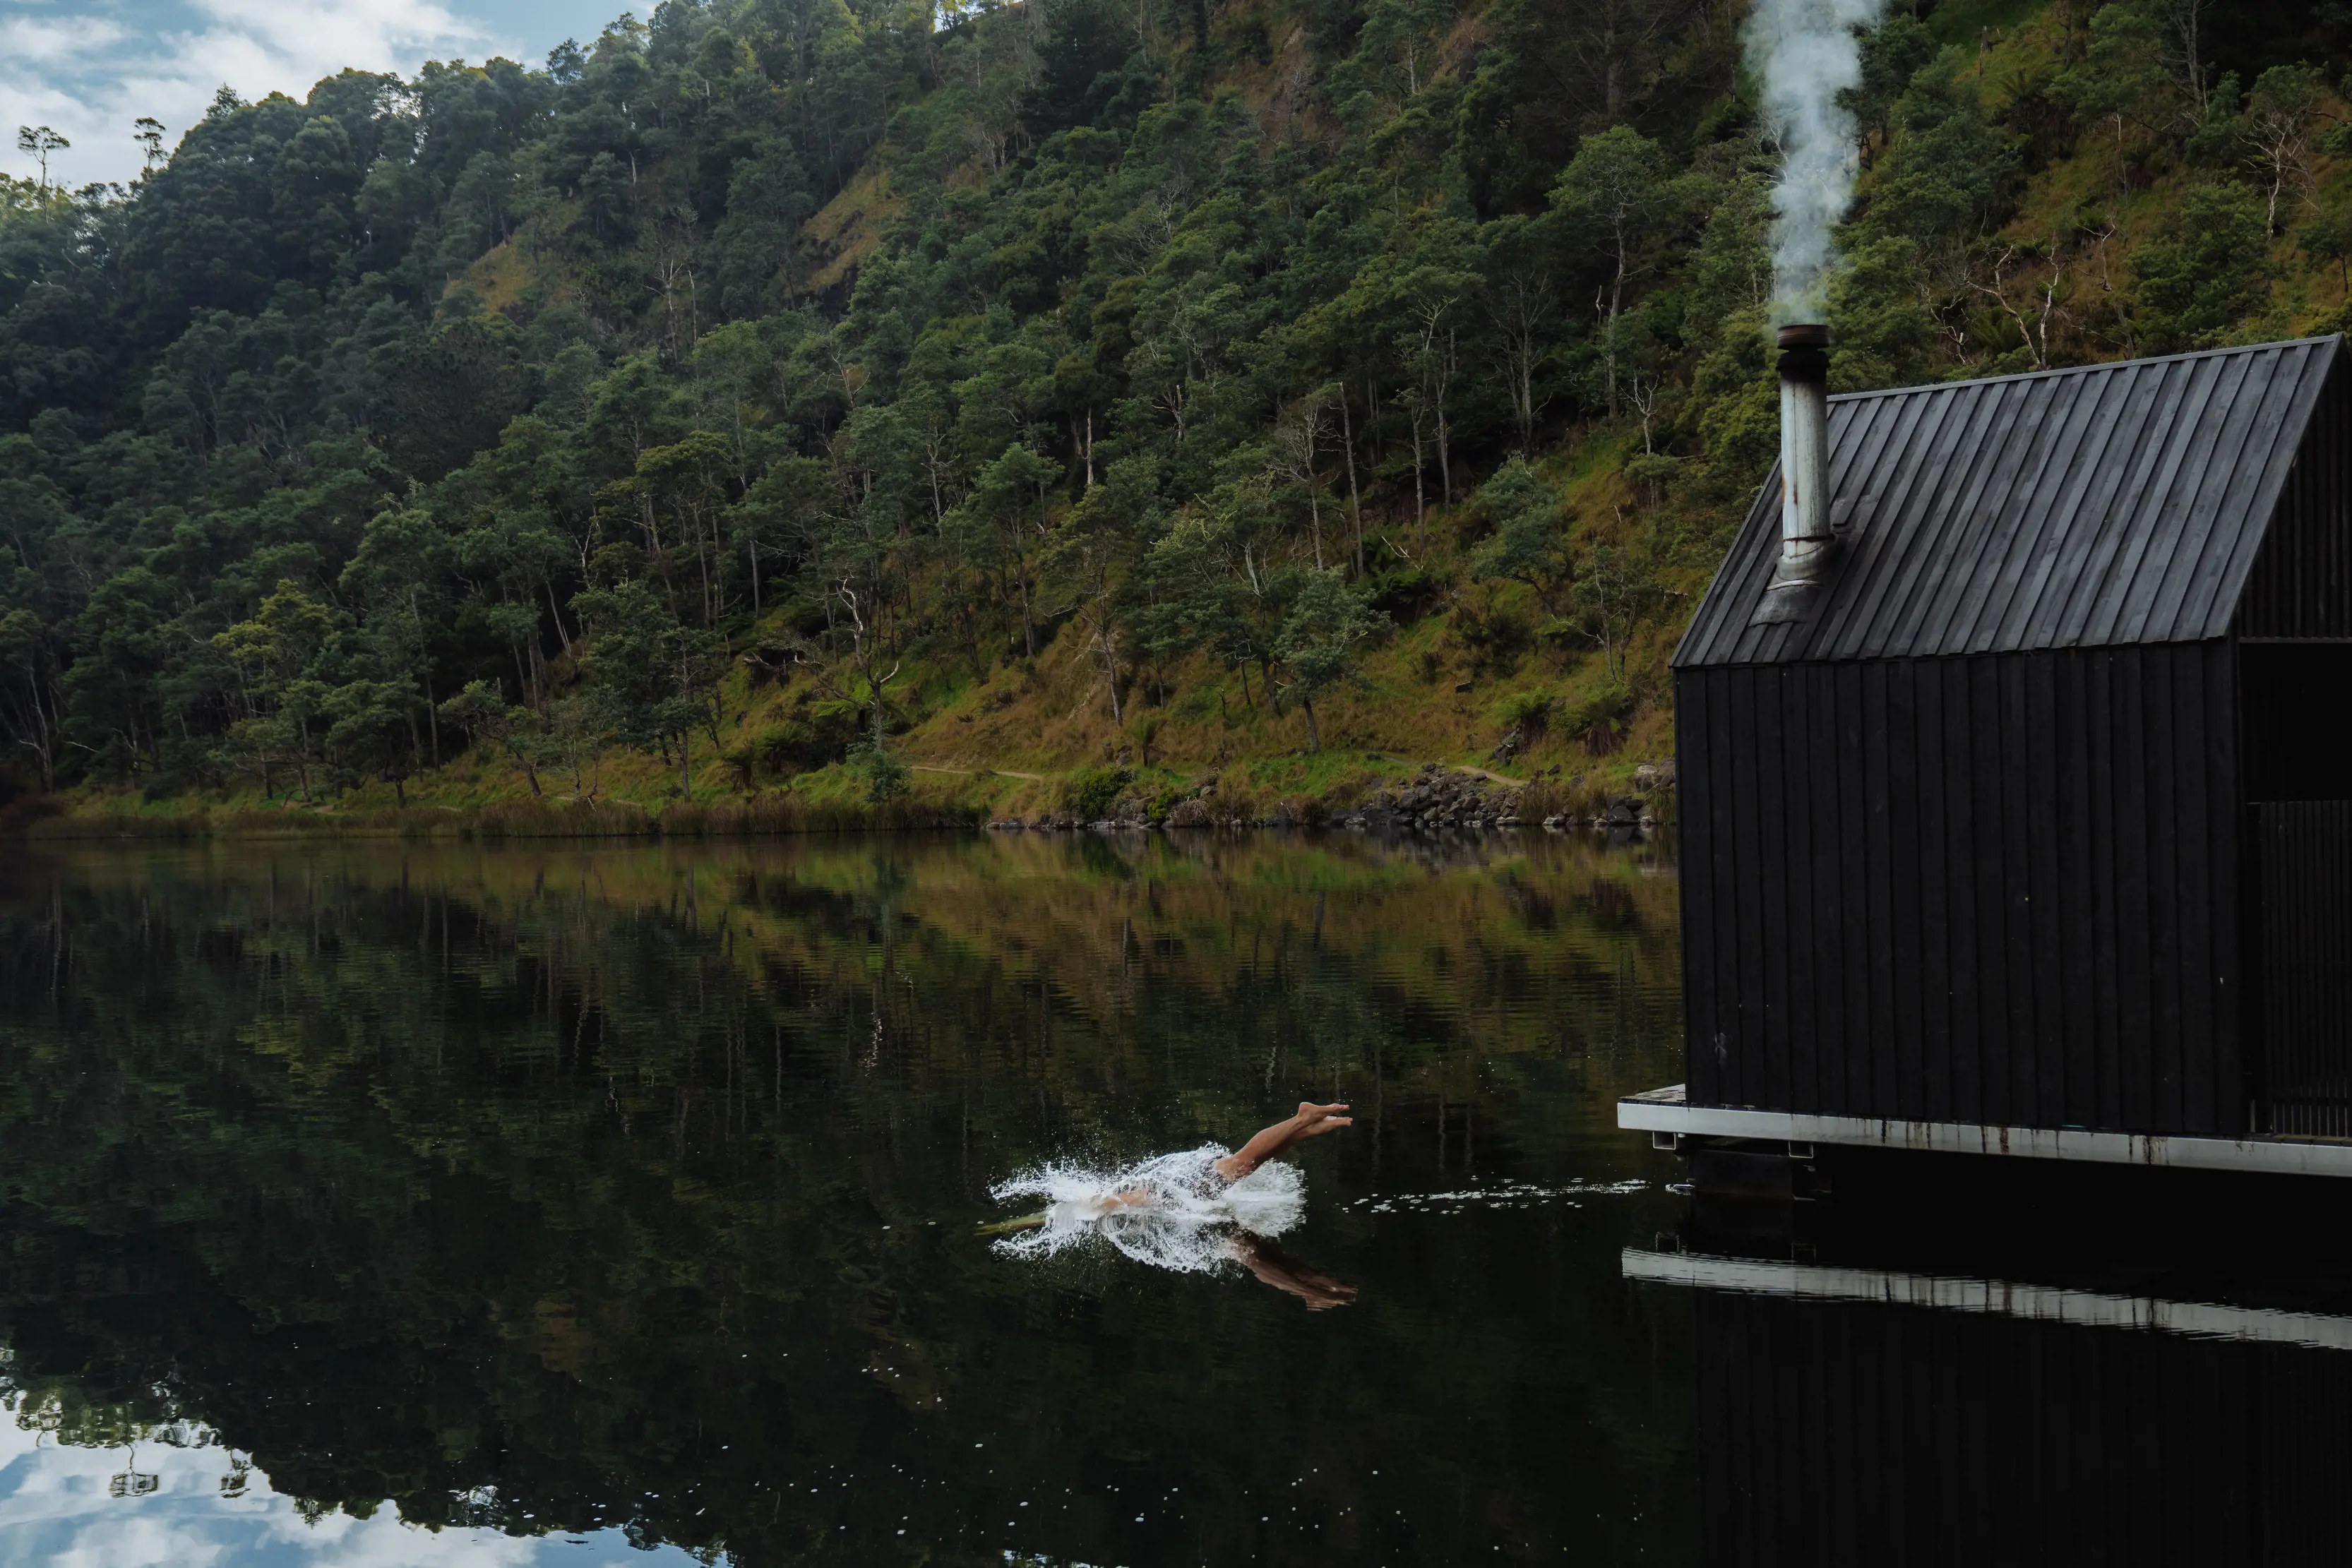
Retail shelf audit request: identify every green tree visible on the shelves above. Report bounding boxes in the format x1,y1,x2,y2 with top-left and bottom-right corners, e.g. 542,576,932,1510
1275,569,1387,753
0,607,64,789
1045,455,1159,726
974,444,1061,659
2298,199,2352,291
572,577,723,799
438,678,543,795
1567,532,1665,684
1469,457,1567,612
1550,127,1671,417
324,678,419,803
846,709,909,805
211,580,338,799
2130,183,2271,351
2053,2,2183,184
2242,64,2327,232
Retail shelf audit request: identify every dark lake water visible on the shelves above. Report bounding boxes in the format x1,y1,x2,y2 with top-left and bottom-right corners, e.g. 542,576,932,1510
0,832,1696,1565
15,832,2352,1567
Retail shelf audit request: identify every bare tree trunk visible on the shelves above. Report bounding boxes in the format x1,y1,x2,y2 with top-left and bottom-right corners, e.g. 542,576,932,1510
1606,249,1627,418
1340,390,1364,575
1307,473,1323,570
1015,549,1036,657
1405,395,1428,549
547,581,574,658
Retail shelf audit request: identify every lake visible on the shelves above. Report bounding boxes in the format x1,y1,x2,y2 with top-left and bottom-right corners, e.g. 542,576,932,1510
17,832,2351,1567
0,832,1695,1565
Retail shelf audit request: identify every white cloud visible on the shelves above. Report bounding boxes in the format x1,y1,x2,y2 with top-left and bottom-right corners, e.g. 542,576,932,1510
0,17,133,67
0,1418,708,1567
0,0,521,188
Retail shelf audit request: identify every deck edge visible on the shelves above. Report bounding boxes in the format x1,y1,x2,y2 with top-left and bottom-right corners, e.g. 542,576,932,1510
1617,1084,2352,1178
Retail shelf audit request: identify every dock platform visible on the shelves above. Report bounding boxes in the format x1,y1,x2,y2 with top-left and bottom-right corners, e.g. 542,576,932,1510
1620,1083,2352,1180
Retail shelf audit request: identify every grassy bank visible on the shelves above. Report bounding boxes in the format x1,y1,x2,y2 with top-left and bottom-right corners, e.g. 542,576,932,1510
32,735,1671,840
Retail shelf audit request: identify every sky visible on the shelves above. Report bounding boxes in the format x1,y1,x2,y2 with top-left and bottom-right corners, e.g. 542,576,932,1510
0,0,624,189
0,1416,715,1567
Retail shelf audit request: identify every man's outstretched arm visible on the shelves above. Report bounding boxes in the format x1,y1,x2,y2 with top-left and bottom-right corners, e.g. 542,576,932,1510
1214,1101,1352,1182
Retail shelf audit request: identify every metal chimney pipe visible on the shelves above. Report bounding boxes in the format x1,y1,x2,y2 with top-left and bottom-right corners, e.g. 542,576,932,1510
1752,323,1834,624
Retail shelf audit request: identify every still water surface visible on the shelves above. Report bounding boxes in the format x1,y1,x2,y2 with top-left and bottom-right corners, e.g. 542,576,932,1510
0,832,1695,1565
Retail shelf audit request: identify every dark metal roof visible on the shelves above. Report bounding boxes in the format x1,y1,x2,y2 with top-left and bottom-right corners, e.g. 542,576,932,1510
1676,335,2346,667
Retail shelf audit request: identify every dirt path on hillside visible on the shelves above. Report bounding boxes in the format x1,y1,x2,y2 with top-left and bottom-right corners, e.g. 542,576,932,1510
911,765,1044,781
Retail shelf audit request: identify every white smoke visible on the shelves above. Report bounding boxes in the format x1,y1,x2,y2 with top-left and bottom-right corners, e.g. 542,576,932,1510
1746,0,1893,318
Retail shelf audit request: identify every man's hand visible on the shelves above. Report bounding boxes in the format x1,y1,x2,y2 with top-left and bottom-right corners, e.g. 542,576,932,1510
1291,1101,1354,1139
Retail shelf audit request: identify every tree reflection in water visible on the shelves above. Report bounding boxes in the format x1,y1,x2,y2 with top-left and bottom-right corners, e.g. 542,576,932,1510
0,831,1690,1564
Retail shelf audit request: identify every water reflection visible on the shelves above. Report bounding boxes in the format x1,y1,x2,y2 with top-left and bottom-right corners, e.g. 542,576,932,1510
1631,1166,2352,1567
0,831,1690,1564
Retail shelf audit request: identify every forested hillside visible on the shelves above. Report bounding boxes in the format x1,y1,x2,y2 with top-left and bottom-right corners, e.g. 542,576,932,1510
1,0,2348,822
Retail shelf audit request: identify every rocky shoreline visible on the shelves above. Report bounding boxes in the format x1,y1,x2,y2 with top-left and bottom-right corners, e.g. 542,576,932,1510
989,761,1675,835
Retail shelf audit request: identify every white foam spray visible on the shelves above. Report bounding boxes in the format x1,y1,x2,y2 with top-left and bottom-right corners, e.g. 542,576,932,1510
1746,0,1893,317
987,1145,1303,1276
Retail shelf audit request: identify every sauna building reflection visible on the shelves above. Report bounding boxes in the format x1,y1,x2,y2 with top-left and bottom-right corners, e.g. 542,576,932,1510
1630,1166,2352,1566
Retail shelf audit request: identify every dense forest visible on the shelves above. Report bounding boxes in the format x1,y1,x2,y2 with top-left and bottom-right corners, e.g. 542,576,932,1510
2,0,2349,817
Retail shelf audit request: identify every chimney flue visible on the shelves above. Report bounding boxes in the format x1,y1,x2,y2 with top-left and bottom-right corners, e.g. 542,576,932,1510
1753,323,1834,625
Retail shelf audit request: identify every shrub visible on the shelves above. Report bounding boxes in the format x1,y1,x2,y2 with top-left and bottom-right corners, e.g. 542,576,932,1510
1368,566,1440,618
756,700,861,776
1494,688,1554,739
1145,779,1190,821
1516,772,1606,822
1205,776,1269,825
1449,598,1530,674
847,714,911,805
1563,683,1632,738
1061,765,1132,820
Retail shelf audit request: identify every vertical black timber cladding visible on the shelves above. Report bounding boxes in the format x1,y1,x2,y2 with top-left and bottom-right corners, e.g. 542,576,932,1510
1863,663,1899,1116
1805,664,1846,1113
1784,667,1820,1111
1673,679,1717,1103
1705,666,1743,1102
1969,656,2011,1125
1730,666,1766,1102
1755,665,1792,1111
2208,639,2243,1133
2114,650,2156,1129
2238,348,2352,637
2255,801,2352,1137
1941,657,1981,1123
2146,649,2185,1130
1678,646,2243,1135
1837,662,1874,1114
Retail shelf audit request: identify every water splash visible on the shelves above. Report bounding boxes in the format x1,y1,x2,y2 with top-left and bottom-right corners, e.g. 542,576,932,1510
987,1145,1303,1275
1746,0,1892,318
1349,1178,1650,1214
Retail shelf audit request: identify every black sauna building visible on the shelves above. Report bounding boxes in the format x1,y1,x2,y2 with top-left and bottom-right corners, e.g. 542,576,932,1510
1623,334,2352,1173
